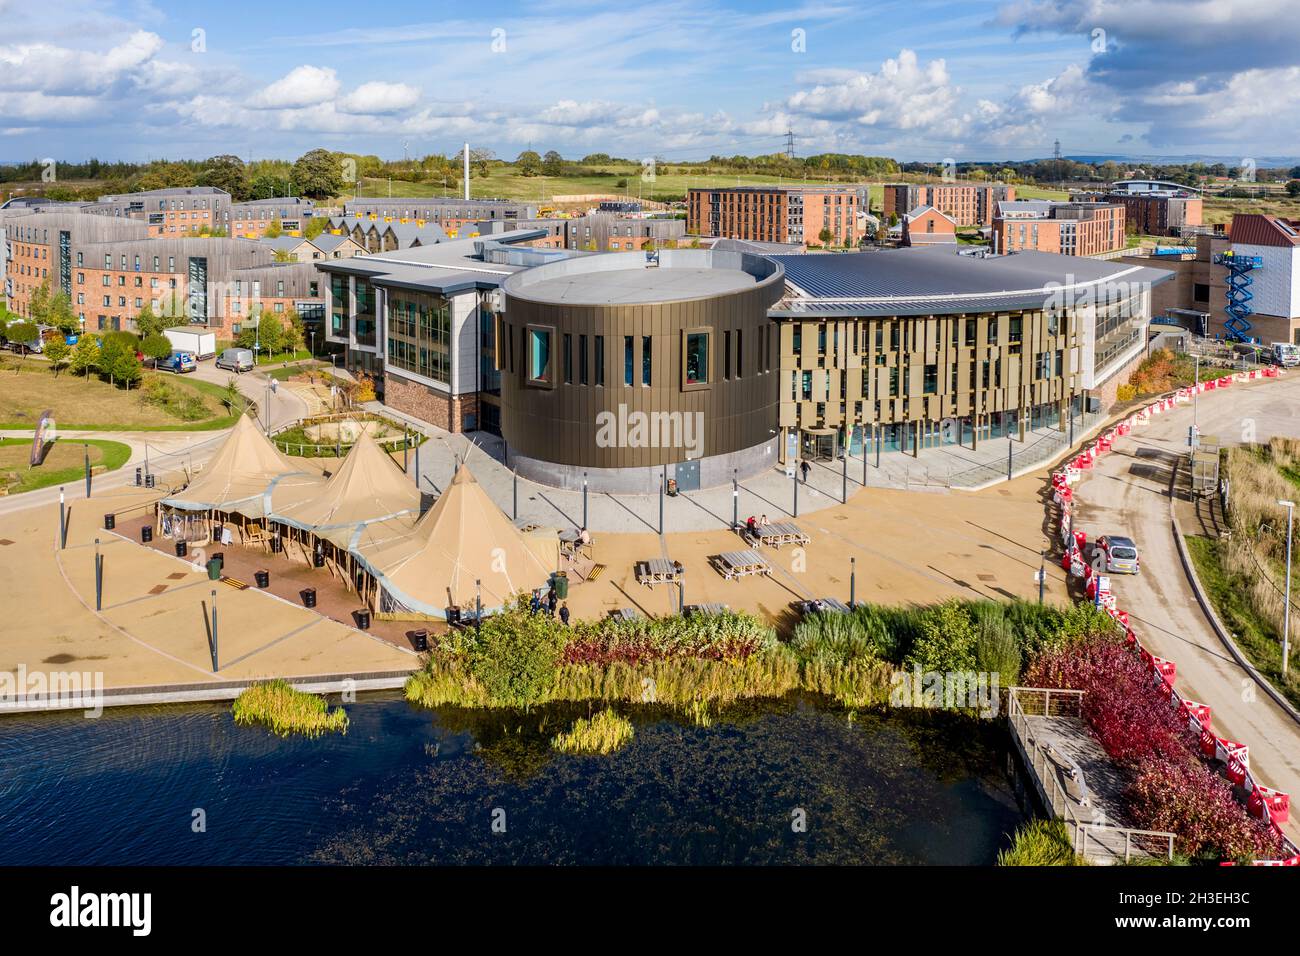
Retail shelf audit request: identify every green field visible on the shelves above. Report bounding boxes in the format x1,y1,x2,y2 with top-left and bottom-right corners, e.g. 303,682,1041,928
0,437,131,495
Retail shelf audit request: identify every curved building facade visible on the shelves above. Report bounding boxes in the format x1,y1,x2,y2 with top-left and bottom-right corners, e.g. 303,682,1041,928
499,249,785,492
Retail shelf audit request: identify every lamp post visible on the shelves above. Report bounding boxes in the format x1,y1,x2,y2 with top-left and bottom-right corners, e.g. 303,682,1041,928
732,469,738,530
1279,499,1295,678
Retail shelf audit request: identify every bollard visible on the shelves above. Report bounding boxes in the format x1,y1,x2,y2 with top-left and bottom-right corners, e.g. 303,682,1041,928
850,556,856,608
94,539,103,612
210,589,219,672
59,487,66,550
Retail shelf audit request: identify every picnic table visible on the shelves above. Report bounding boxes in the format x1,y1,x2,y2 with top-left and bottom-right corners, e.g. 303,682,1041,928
794,597,852,616
635,558,683,586
559,529,593,559
684,603,729,618
743,520,810,549
712,550,772,580
608,607,641,622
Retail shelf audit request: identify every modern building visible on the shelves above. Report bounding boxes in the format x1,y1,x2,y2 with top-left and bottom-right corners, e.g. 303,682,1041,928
562,212,686,252
883,183,1015,228
767,249,1172,462
498,249,786,492
901,206,958,247
342,198,538,230
226,197,316,237
687,185,862,249
85,187,232,237
261,233,365,262
993,200,1125,257
1078,180,1203,238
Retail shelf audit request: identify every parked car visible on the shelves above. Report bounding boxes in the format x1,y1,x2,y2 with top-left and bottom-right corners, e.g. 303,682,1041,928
215,347,255,373
1095,535,1140,574
157,351,197,374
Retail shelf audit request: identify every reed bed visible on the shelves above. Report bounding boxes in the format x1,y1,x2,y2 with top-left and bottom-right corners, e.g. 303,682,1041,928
550,709,635,755
997,819,1088,866
232,680,349,738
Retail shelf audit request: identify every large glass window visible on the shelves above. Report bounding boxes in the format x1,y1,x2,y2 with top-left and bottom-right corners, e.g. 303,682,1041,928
641,335,651,386
594,335,605,386
685,331,709,385
563,333,572,384
579,334,588,384
624,335,634,386
528,327,553,385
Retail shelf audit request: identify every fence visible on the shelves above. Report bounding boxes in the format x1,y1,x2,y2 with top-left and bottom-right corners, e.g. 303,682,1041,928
946,409,1104,489
268,413,428,459
1008,687,1177,863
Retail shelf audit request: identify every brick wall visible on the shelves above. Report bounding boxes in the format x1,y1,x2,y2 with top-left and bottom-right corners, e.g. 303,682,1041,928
384,372,480,433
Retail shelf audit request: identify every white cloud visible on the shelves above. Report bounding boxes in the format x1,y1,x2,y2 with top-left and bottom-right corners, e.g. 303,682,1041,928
250,66,340,110
337,81,420,115
0,30,162,95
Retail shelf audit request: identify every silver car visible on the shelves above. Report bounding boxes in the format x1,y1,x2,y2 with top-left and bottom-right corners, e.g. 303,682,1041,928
215,347,255,373
1097,535,1140,574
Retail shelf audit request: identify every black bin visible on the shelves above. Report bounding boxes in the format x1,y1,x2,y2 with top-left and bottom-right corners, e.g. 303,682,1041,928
212,552,224,566
134,467,142,486
145,473,155,489
140,525,153,543
103,513,116,531
355,608,371,630
303,588,317,608
175,540,187,558
270,535,283,553
255,569,270,589
410,629,429,651
313,549,326,568
446,605,461,626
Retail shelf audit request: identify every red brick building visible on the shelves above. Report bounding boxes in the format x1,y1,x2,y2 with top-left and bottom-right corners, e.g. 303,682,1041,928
883,183,1014,228
994,201,1125,257
687,186,862,249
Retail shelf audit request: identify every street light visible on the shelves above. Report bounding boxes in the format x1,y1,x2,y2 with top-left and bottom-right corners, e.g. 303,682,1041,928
1279,499,1295,678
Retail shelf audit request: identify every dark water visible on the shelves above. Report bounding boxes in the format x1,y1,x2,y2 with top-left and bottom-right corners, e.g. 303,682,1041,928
0,693,1023,865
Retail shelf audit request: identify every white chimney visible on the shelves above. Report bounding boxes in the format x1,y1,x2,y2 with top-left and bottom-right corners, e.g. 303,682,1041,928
463,143,470,201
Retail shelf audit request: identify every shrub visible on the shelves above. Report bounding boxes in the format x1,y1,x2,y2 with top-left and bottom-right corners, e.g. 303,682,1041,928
1116,383,1137,402
467,609,566,708
906,600,978,673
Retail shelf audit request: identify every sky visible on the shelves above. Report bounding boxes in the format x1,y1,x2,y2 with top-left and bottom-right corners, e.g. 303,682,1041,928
1,0,1298,165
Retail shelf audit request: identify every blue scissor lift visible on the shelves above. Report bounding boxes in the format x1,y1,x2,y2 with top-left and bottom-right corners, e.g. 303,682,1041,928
1212,250,1264,342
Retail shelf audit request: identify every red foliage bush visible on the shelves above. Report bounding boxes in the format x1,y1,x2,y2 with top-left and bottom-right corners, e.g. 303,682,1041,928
1025,635,1283,860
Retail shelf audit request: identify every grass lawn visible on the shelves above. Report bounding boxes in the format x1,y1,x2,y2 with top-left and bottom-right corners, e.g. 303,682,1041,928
1184,534,1300,711
0,360,248,431
0,437,131,495
256,349,311,365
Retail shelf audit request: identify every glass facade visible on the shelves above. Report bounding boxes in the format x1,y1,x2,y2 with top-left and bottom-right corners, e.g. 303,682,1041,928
386,291,451,385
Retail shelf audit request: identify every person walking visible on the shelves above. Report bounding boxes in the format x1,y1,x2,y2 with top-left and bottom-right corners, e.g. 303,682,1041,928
529,591,542,615
559,602,570,626
547,587,558,617
799,459,810,483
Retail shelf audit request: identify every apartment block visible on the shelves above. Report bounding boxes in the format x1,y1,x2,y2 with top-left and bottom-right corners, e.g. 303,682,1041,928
1077,180,1203,238
687,186,862,248
994,201,1125,256
883,183,1015,228
85,187,232,237
226,197,316,238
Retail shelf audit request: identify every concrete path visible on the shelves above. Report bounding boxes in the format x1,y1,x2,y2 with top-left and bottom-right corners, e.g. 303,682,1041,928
1074,374,1300,847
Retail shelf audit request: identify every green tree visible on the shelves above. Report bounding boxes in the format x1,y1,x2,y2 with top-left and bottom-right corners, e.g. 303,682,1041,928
264,218,283,239
248,173,284,201
7,320,37,358
467,608,565,708
470,147,494,179
1287,180,1300,198
141,333,173,366
68,335,100,377
47,293,78,334
516,150,541,177
541,150,564,176
198,154,249,200
291,149,344,199
221,376,242,414
134,304,167,339
28,279,51,326
304,216,327,239
43,338,70,376
818,227,833,245
96,337,126,387
284,308,304,355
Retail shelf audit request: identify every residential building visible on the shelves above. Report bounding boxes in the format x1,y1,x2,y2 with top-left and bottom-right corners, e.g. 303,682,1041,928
883,183,1015,228
85,187,232,237
687,185,862,249
1078,180,1203,238
993,200,1126,256
226,197,316,238
901,206,958,247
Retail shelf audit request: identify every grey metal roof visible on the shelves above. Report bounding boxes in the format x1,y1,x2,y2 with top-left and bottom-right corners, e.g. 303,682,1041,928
769,248,1174,316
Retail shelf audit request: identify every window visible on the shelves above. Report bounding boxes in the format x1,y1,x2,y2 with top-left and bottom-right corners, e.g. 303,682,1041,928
579,334,588,385
642,335,651,386
563,333,573,384
527,326,553,386
684,331,710,386
594,335,605,386
624,335,634,386
924,364,938,394
736,330,743,378
724,331,731,379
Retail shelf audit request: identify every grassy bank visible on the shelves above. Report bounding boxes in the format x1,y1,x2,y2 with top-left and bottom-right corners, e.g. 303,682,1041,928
404,598,1116,716
0,438,131,495
232,679,349,738
1184,535,1300,711
551,708,635,755
998,820,1088,866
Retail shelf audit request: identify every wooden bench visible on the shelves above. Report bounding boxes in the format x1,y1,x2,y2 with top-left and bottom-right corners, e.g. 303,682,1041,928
712,550,772,580
635,558,682,587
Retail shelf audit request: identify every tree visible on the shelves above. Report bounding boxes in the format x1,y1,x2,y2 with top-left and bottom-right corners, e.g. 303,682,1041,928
141,333,173,366
818,227,833,245
134,304,167,339
272,249,294,262
198,154,249,200
284,308,304,356
96,337,126,387
515,150,541,177
68,335,100,377
28,279,51,327
542,150,564,177
264,218,283,239
43,338,69,376
7,321,37,359
291,149,344,199
221,376,242,414
304,216,327,240
1287,180,1300,198
248,173,284,201
469,148,494,178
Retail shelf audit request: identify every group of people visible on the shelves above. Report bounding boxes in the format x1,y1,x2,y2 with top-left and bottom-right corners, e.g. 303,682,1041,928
744,514,772,536
529,585,571,626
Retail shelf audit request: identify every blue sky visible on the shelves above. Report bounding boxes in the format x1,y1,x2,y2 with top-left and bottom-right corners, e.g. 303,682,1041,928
1,0,1297,163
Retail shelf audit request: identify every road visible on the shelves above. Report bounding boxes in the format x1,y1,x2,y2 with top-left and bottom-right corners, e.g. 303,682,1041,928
1075,374,1300,847
190,358,306,433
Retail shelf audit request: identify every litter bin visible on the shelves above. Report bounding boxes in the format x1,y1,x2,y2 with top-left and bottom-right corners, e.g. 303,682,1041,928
145,473,155,489
175,540,187,558
206,557,222,581
134,467,142,486
445,605,461,626
140,525,152,543
255,569,270,589
355,608,371,630
302,588,317,609
410,629,429,652
552,571,569,600
212,552,224,566
103,513,116,531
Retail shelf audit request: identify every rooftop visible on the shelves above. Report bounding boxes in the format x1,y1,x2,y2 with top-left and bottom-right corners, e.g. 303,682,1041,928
502,248,782,306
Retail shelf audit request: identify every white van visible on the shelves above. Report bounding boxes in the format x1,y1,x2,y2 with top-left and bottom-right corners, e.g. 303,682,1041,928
215,348,255,373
